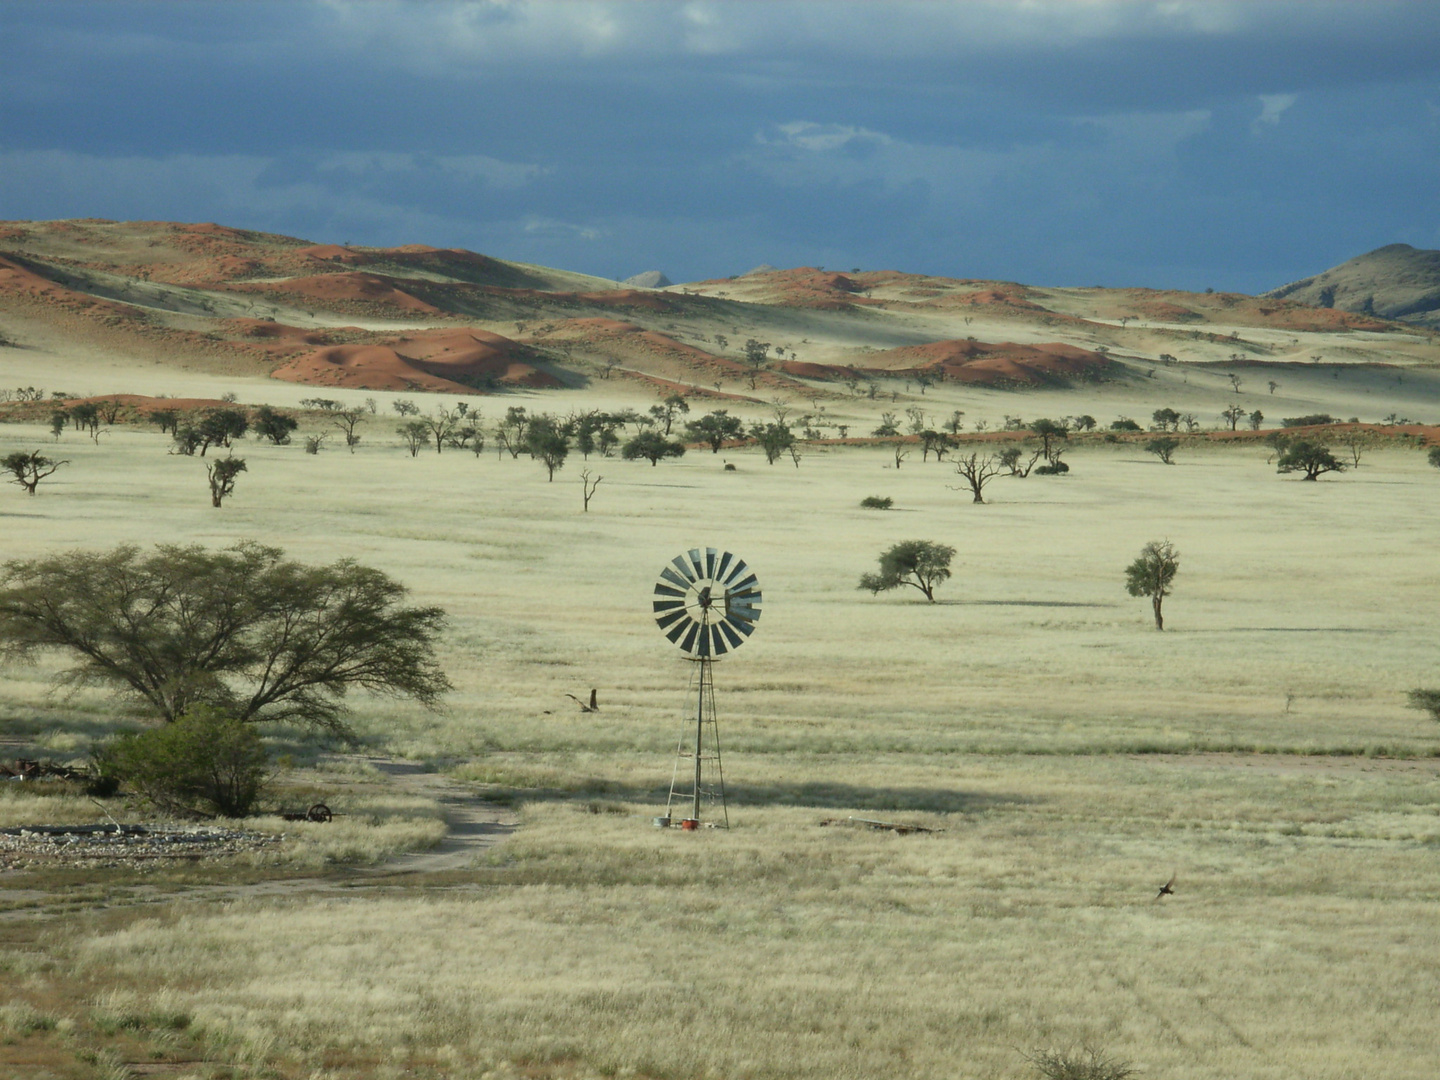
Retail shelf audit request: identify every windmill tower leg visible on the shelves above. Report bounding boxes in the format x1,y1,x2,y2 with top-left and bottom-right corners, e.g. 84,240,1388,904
693,656,706,822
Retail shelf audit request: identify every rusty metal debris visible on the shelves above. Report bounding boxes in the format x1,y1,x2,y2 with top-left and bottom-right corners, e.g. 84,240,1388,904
819,816,941,835
2,758,87,782
279,803,333,823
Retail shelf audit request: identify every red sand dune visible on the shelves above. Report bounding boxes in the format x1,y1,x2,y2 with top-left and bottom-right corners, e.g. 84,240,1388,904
794,338,1112,387
297,244,367,265
219,318,332,351
272,327,559,393
227,272,441,314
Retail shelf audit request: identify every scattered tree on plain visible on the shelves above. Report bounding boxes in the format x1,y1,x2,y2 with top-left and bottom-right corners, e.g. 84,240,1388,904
206,456,246,507
397,421,429,457
1145,437,1180,464
952,452,1003,503
742,339,771,388
0,541,451,730
525,414,571,480
650,394,690,435
252,405,298,445
1152,408,1181,433
3,451,67,495
580,469,602,512
858,540,955,603
622,431,686,466
750,421,796,465
331,407,366,453
1276,439,1344,481
1220,404,1246,431
685,410,744,453
1429,446,1440,470
1124,539,1179,630
1408,689,1440,724
1248,409,1264,431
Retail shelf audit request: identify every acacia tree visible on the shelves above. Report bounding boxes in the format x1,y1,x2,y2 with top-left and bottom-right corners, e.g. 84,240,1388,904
742,339,770,389
397,421,429,457
1145,437,1180,464
3,451,67,495
331,407,366,453
650,394,690,435
1029,418,1069,464
750,421,795,465
684,410,744,453
1220,404,1246,431
1276,439,1344,480
206,457,246,507
0,542,451,730
952,453,1002,503
252,405,298,445
1124,540,1179,630
525,414,570,480
858,540,955,603
622,431,685,466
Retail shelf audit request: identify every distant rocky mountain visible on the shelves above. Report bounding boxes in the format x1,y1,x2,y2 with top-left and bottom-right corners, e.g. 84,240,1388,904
1265,243,1440,328
622,270,672,288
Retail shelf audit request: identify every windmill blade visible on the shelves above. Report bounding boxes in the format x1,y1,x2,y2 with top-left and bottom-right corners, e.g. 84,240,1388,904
723,613,756,637
687,549,706,580
679,620,701,654
720,558,750,586
653,599,686,615
655,608,688,630
728,572,759,594
695,625,713,657
704,548,719,578
654,582,687,599
670,555,698,583
716,620,744,649
660,567,693,591
709,625,730,655
714,550,735,582
665,614,696,644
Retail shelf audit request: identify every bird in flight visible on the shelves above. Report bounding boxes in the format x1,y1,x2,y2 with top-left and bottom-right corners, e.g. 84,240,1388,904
1154,873,1176,900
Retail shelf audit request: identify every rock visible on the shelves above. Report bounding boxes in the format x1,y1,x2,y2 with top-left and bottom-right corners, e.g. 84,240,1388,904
621,270,672,289
1264,243,1440,328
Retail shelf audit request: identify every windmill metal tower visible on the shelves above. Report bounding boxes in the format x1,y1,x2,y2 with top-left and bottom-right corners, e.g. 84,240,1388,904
651,548,762,828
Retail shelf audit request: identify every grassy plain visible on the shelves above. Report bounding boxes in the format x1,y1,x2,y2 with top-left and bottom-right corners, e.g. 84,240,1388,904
2,357,1440,1079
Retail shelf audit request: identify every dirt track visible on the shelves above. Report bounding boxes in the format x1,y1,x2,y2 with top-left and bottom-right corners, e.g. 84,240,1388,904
0,758,519,920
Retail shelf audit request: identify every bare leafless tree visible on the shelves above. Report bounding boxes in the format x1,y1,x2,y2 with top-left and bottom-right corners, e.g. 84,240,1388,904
950,452,1002,503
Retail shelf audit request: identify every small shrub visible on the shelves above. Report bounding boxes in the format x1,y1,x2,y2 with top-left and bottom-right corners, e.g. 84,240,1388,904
1408,689,1440,723
95,708,269,818
1034,460,1069,475
1427,446,1440,469
1281,413,1336,428
1025,1046,1135,1080
860,495,893,509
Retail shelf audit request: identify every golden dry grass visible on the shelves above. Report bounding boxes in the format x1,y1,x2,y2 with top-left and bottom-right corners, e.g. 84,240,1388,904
2,391,1440,1078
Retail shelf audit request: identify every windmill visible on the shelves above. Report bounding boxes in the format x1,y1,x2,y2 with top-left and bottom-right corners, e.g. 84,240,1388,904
651,548,762,829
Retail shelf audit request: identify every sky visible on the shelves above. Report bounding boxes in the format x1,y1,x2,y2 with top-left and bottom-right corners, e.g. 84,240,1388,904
2,0,1438,292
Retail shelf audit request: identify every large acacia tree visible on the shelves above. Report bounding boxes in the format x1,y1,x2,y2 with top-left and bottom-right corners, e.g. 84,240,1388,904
858,540,955,603
1124,540,1180,631
0,542,451,730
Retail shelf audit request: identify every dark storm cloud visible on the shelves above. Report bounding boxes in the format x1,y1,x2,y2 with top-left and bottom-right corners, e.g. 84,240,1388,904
1,1,1437,290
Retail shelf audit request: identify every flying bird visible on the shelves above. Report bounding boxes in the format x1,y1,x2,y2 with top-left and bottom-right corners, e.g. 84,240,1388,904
1154,873,1176,901
565,689,598,713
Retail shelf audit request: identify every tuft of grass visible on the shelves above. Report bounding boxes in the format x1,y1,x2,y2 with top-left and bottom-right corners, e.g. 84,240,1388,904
1024,1046,1135,1080
859,494,893,509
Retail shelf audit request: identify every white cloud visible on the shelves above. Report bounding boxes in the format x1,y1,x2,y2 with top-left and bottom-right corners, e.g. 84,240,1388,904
522,217,605,242
1253,92,1298,131
315,151,548,188
309,0,1292,70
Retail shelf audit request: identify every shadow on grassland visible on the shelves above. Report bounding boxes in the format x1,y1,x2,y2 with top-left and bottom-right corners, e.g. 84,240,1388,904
498,776,1036,815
